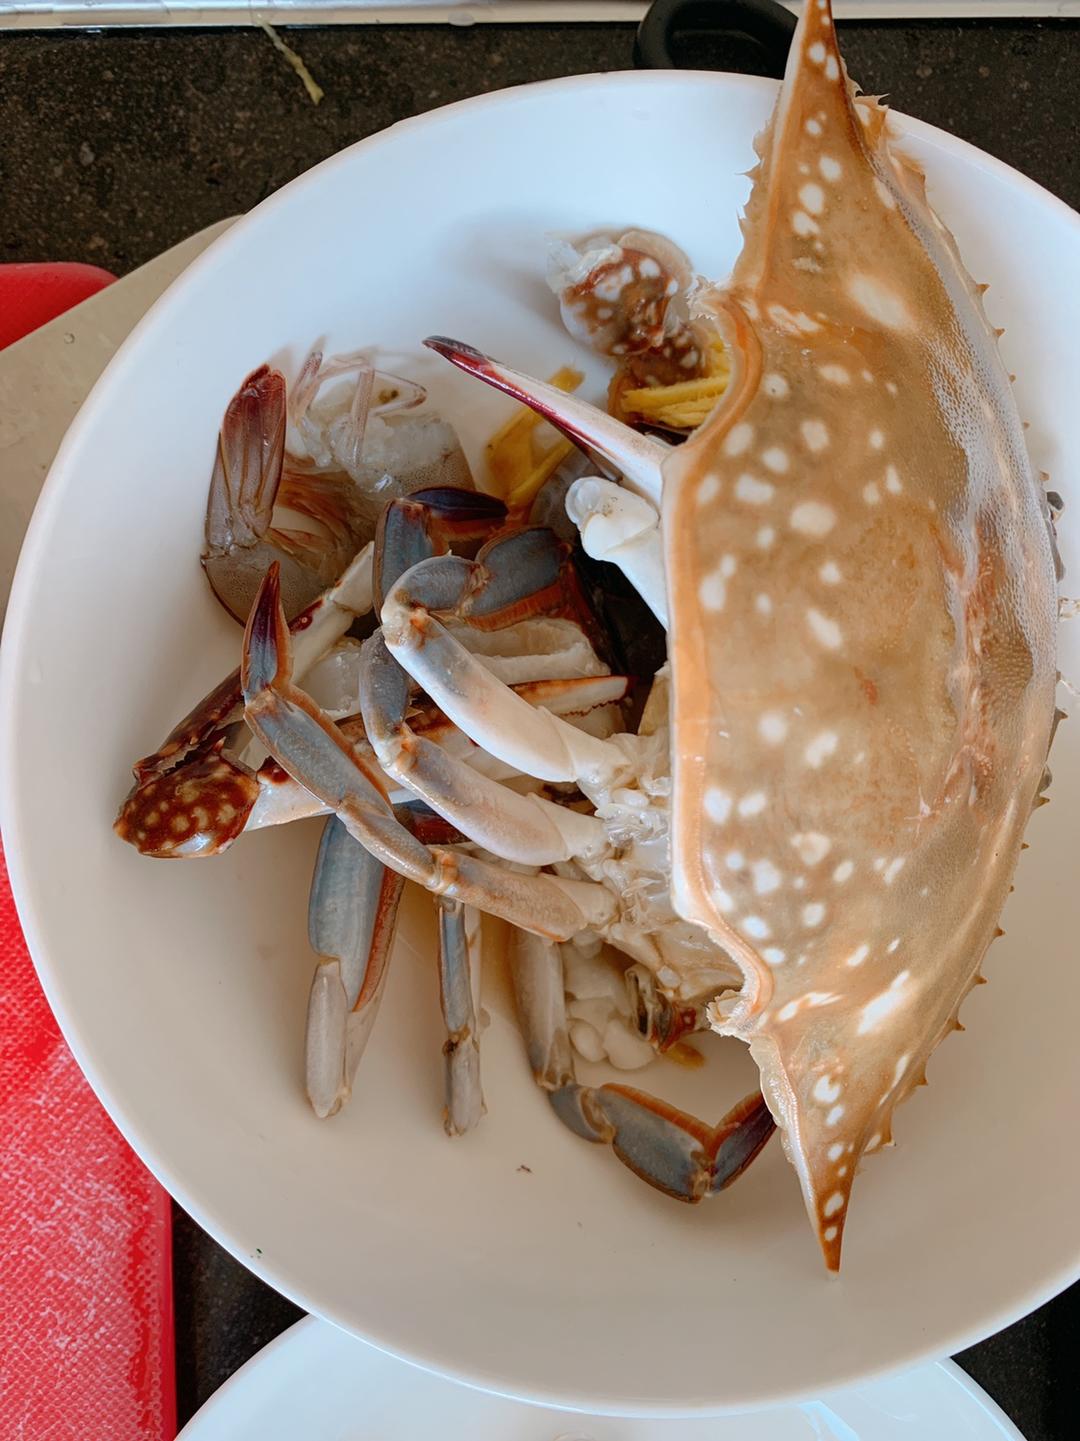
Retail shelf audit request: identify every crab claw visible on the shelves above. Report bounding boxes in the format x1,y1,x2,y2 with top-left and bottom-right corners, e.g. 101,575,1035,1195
551,1083,775,1201
374,485,508,611
242,560,292,700
114,741,260,858
423,336,668,505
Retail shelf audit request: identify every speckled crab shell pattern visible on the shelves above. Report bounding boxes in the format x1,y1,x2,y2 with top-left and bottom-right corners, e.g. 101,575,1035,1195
658,0,1060,1267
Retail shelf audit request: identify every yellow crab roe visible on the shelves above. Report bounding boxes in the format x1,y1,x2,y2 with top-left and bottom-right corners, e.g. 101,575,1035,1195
619,336,732,432
484,366,584,511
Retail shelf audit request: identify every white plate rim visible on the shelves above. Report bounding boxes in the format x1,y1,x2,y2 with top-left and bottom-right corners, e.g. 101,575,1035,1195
2,69,1078,1416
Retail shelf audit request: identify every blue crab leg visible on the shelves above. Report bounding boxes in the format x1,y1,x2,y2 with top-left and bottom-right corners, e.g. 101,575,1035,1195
402,804,488,1136
424,336,668,506
243,563,614,941
511,932,775,1201
305,814,406,1118
381,529,625,788
359,632,606,865
306,797,489,1129
437,898,485,1136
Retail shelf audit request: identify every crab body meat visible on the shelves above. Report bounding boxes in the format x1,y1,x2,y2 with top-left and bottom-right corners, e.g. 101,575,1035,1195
560,670,743,1000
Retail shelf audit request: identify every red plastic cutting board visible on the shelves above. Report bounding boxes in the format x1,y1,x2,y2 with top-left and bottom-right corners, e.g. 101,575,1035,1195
0,841,176,1439
1,264,176,1440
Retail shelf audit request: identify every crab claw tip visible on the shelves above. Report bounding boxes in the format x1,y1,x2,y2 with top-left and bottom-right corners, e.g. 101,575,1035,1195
423,335,486,364
241,562,289,701
423,336,504,387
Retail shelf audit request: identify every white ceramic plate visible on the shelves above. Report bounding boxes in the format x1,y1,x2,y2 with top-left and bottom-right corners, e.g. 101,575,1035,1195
177,1317,1025,1440
2,72,1079,1415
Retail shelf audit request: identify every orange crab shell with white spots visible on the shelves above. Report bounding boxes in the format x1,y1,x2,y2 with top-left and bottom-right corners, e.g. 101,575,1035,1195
662,0,1060,1269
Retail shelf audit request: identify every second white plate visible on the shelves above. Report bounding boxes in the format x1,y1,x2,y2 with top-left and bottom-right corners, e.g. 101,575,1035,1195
178,1317,1025,1440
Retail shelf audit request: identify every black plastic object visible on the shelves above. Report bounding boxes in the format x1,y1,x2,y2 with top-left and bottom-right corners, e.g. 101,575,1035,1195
633,0,797,77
